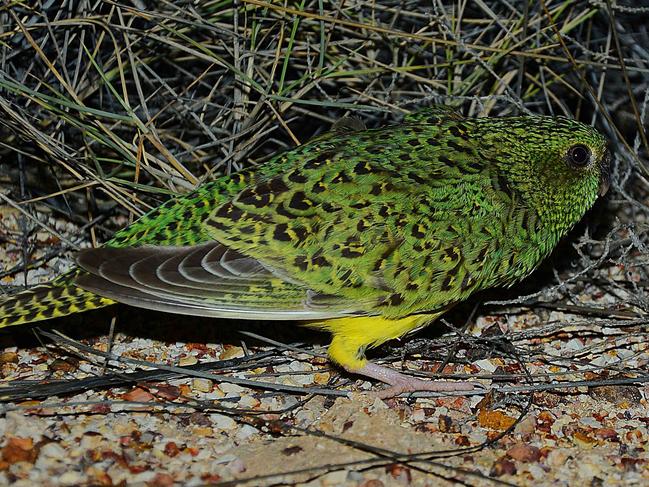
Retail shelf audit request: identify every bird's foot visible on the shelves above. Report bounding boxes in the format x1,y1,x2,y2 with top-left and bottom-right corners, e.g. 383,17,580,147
349,362,481,399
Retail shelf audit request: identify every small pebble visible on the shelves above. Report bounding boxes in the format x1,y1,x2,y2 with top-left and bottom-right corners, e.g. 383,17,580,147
58,471,84,486
506,443,541,463
210,414,238,431
191,378,213,393
218,383,245,395
179,356,198,367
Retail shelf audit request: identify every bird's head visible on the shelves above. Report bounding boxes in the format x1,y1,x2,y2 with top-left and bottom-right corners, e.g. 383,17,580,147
477,116,611,224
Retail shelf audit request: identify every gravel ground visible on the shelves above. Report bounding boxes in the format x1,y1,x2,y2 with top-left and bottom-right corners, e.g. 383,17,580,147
1,1,648,485
1,205,649,486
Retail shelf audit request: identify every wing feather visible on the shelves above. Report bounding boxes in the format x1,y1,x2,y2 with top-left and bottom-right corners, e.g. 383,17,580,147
74,243,368,320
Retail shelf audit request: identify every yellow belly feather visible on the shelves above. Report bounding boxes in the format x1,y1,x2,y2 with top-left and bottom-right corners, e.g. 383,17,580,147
310,313,441,369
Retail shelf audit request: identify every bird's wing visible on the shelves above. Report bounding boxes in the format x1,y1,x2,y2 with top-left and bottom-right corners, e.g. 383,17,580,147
75,242,367,320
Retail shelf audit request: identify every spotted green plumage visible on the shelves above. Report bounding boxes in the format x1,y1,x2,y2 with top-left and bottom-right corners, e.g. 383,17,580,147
0,110,609,374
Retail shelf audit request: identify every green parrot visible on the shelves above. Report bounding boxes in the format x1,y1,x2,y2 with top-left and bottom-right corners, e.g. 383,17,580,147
0,108,611,396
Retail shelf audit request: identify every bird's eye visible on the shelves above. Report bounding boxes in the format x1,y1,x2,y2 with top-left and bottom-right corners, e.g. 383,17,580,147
566,144,591,168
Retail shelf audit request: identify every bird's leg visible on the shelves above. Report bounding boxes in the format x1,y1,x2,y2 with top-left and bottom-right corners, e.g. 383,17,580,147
319,316,481,399
346,361,479,399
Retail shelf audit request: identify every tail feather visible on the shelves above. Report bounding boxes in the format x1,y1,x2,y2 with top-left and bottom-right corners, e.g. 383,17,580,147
0,271,114,329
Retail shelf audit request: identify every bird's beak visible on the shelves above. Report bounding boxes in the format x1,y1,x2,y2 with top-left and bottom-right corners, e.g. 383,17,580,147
599,149,611,197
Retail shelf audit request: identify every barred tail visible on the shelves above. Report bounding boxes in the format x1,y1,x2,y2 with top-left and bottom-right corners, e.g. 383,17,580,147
0,271,114,329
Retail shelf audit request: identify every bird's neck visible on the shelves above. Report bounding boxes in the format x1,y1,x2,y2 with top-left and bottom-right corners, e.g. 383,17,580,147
532,182,598,234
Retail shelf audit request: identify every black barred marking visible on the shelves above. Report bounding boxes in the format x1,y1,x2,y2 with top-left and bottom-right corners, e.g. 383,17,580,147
474,246,489,264
332,171,352,184
275,204,294,219
378,245,395,262
441,274,454,291
294,256,309,271
293,225,308,241
238,187,256,200
339,269,353,282
427,137,439,146
183,209,194,220
408,172,426,184
378,205,390,217
341,247,363,258
311,255,331,267
449,125,468,139
438,155,452,165
214,203,231,218
288,171,308,183
321,202,336,213
427,239,440,251
51,287,64,300
460,273,474,291
22,312,39,323
206,218,229,231
129,230,147,242
268,178,289,194
238,183,274,207
57,304,71,315
411,126,424,134
357,219,369,232
351,200,371,209
312,181,327,194
344,235,361,246
366,146,383,155
399,153,411,161
382,293,405,306
304,151,333,169
447,140,466,152
406,282,419,291
443,247,460,261
353,161,373,174
40,308,54,319
370,184,382,196
407,138,421,147
334,235,363,258
411,224,426,238
229,206,245,221
496,172,512,196
247,193,271,208
273,223,291,241
242,212,265,223
466,161,483,172
288,192,312,211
